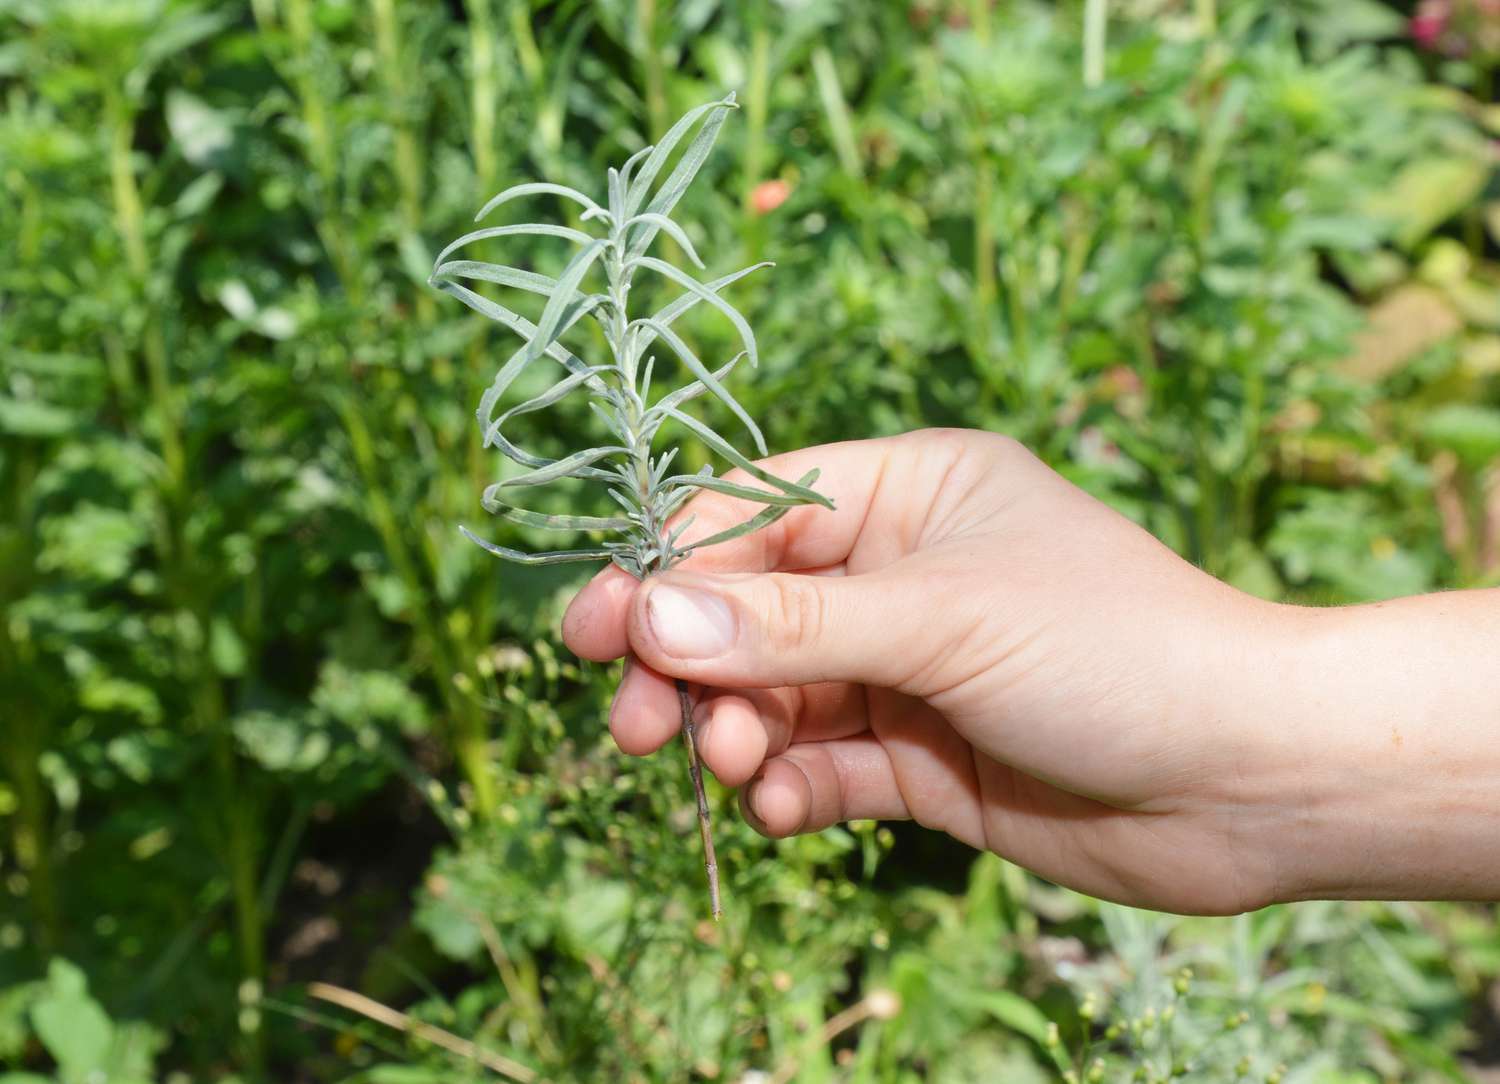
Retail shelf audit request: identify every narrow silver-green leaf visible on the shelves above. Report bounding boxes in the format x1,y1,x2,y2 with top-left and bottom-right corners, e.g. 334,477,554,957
634,263,770,360
635,319,766,454
630,256,759,365
475,292,608,436
482,365,610,448
660,472,816,507
460,525,610,565
481,490,631,531
474,182,604,222
682,471,822,551
498,445,626,488
431,280,600,385
619,143,654,193
607,167,624,224
523,238,609,365
627,96,736,257
623,214,705,269
661,407,832,507
432,260,559,297
433,223,595,269
644,352,744,423
623,94,736,219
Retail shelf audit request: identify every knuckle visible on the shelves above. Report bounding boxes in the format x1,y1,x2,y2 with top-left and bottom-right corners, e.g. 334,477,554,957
762,575,825,653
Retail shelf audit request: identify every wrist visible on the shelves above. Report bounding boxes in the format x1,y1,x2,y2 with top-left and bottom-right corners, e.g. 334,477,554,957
1243,592,1500,905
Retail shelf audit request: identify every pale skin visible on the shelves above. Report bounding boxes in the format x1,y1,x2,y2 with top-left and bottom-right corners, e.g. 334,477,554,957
562,429,1500,916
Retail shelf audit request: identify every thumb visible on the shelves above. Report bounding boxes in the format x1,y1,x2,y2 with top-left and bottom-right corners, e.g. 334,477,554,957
627,568,944,691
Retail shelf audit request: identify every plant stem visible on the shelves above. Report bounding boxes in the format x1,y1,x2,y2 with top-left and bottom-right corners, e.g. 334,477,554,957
636,0,667,139
811,47,861,179
1196,0,1216,36
308,982,537,1082
467,0,500,190
1083,0,1107,88
742,23,770,213
507,0,543,91
676,679,721,919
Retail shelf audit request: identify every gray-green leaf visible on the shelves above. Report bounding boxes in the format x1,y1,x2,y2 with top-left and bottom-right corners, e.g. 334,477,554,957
634,319,765,454
475,181,604,222
662,407,831,507
459,526,611,565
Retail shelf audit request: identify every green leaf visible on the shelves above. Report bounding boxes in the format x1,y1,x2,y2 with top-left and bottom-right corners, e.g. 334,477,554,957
474,181,603,222
165,89,233,166
623,213,704,269
431,281,600,385
634,263,771,360
664,471,819,508
630,256,762,368
432,222,594,268
618,143,653,193
635,319,766,454
32,961,112,1076
972,990,1052,1047
558,879,632,959
521,238,609,366
482,364,611,449
646,352,745,422
481,490,631,532
0,395,77,437
458,526,610,565
495,445,625,488
661,408,832,507
1366,156,1490,250
626,97,737,259
477,289,607,428
431,259,561,298
623,94,736,221
1421,404,1500,468
606,165,624,223
233,711,329,773
682,471,822,552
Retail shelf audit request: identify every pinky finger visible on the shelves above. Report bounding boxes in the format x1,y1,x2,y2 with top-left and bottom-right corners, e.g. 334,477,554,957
740,736,911,838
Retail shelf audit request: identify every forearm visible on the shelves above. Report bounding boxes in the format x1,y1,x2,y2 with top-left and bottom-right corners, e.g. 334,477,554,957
1251,589,1500,903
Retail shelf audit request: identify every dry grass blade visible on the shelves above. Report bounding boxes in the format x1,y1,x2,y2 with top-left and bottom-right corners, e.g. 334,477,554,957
307,981,538,1081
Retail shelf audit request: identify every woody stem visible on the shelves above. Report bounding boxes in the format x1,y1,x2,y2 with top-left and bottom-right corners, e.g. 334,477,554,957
676,678,722,919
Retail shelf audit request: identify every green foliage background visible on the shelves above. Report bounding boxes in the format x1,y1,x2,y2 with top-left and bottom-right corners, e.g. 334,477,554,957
3,0,1500,1080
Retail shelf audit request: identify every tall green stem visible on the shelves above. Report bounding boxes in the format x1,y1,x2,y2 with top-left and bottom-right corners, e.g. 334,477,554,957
636,0,668,139
467,0,500,190
507,0,543,91
1,621,59,954
107,71,263,1071
106,89,184,490
1083,0,1107,88
742,24,770,212
1196,0,1217,36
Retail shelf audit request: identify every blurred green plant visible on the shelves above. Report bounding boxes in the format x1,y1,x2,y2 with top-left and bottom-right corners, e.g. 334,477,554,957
1,0,1498,1081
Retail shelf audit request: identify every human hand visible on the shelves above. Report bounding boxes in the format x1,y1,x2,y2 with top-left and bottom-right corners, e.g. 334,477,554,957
562,429,1306,915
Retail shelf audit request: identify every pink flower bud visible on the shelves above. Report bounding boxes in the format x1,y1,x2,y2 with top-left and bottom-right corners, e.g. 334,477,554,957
750,178,791,215
1410,1,1451,49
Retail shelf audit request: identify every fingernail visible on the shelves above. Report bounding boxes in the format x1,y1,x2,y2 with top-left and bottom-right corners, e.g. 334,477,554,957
646,584,736,659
